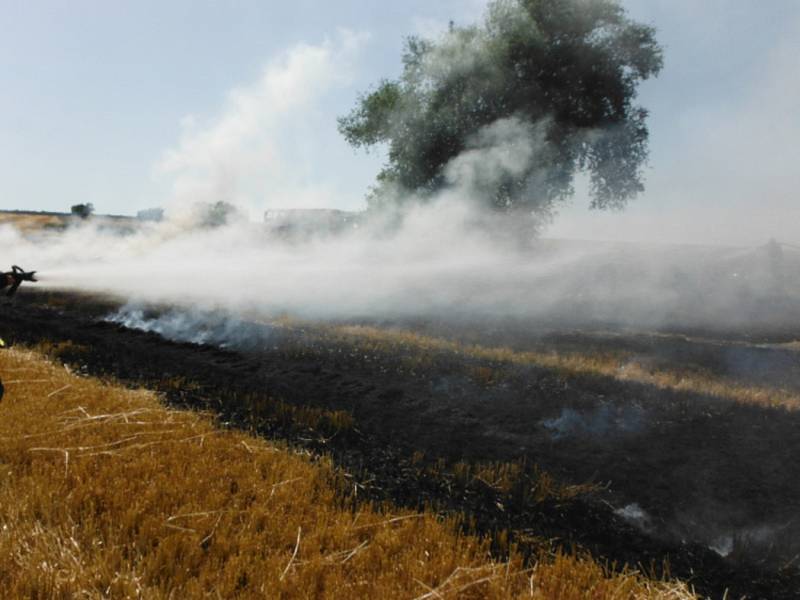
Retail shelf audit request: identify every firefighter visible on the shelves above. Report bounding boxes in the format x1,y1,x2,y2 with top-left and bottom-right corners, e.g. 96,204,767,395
0,266,37,297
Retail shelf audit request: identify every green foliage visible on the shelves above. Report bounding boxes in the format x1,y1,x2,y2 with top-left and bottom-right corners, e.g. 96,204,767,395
196,201,239,228
70,203,95,219
338,0,663,217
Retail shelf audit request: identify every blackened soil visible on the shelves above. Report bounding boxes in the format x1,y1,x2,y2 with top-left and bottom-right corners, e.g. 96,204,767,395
1,291,799,600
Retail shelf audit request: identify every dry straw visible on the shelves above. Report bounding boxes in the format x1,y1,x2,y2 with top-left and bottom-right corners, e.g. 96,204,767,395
0,346,695,598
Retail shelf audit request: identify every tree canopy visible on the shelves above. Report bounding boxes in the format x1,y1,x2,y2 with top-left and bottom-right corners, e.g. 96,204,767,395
338,0,663,218
70,203,95,219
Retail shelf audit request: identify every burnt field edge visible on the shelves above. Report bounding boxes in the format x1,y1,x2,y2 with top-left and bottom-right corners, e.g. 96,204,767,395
0,292,798,599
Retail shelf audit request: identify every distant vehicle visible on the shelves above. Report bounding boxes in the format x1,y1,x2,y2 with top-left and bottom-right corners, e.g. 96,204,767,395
264,209,359,239
136,208,164,222
1,265,37,297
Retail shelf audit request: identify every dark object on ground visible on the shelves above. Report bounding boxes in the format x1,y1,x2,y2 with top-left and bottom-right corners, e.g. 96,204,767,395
1,266,37,297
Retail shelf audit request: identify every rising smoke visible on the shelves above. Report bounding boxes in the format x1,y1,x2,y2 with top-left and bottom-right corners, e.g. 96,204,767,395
4,198,798,334
3,7,799,335
3,8,799,572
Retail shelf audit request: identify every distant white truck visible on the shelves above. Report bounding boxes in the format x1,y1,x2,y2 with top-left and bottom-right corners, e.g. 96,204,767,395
136,208,164,222
263,209,360,239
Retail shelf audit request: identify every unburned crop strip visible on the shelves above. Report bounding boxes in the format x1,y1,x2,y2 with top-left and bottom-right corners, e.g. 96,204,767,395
0,346,695,598
320,324,800,411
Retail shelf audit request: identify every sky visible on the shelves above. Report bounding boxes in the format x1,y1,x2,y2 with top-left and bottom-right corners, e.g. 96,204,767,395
0,0,798,246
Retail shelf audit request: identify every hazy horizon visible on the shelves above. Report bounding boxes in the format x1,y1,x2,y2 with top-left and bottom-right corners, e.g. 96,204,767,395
1,1,798,245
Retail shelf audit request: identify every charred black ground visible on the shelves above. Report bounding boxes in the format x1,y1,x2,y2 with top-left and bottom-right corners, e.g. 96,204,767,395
1,290,799,600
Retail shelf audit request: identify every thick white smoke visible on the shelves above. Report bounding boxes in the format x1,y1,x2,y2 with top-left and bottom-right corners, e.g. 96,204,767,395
3,25,798,333
154,29,370,217
2,201,798,332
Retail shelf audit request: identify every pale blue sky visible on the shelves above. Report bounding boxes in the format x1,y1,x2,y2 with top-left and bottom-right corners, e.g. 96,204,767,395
1,1,798,244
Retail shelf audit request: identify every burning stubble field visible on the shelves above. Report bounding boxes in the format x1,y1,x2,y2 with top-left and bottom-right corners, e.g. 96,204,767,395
1,345,702,598
1,291,799,599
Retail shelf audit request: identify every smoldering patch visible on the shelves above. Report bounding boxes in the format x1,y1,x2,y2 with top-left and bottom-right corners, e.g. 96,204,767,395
708,522,796,559
614,503,654,533
105,304,277,350
540,404,648,440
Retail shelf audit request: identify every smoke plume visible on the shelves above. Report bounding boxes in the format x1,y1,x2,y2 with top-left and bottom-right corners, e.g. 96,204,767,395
2,15,798,335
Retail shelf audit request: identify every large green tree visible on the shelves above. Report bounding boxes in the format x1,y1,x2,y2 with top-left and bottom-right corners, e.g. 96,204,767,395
339,0,663,218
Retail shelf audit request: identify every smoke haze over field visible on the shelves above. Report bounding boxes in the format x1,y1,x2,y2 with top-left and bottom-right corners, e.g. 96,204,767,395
4,202,800,334
1,1,798,248
1,2,798,332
